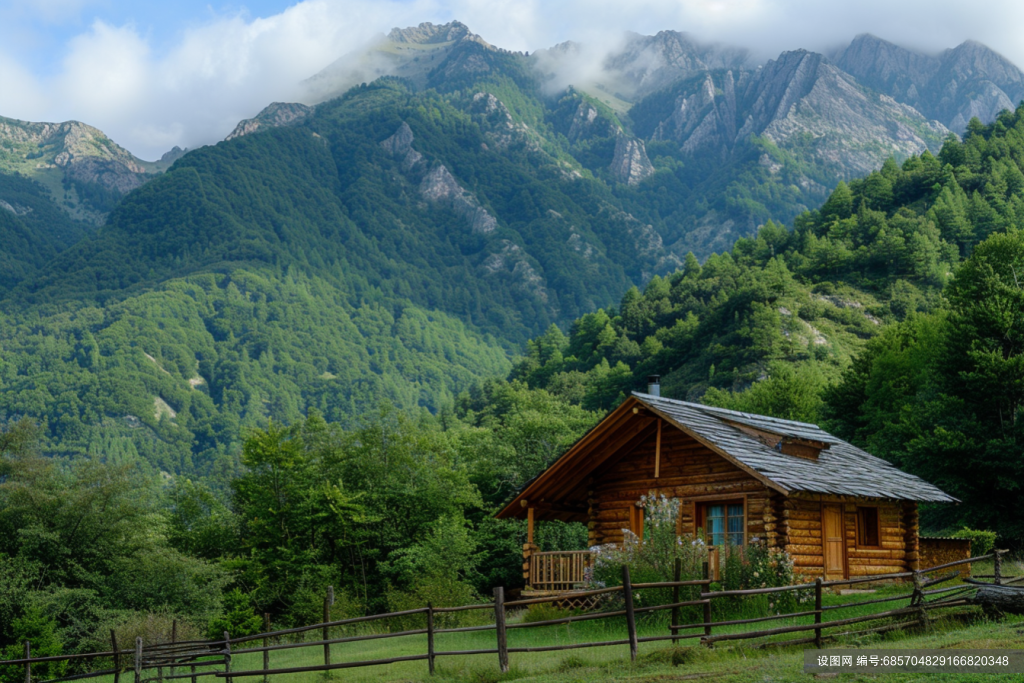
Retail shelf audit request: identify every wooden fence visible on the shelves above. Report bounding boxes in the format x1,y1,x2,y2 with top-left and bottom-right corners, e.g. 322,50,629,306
2,550,1018,682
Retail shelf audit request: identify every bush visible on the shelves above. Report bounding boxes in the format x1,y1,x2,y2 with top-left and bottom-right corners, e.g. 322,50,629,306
98,611,204,650
950,527,998,557
0,607,65,683
385,574,487,630
589,494,804,620
590,495,707,615
520,603,575,624
207,590,262,640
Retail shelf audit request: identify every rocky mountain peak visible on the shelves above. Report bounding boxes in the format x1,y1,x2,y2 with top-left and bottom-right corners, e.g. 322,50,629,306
0,115,155,222
387,21,481,46
835,34,938,98
599,30,748,101
226,102,313,141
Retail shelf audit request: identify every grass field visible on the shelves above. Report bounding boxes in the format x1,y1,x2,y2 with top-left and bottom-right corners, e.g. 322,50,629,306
201,607,1024,683
33,560,1023,683
124,567,1024,683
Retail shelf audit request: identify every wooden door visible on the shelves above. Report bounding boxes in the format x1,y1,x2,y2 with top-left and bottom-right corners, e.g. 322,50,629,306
822,504,846,580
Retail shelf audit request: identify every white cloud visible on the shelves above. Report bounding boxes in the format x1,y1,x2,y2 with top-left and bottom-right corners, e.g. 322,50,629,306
5,0,1024,159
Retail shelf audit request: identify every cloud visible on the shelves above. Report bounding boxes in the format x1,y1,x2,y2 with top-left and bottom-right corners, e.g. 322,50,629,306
4,0,1024,159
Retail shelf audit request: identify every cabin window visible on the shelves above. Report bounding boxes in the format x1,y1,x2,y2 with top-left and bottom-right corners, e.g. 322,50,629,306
698,500,745,547
857,506,880,547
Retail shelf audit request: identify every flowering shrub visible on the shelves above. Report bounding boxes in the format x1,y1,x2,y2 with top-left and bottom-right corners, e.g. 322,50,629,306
718,538,807,615
587,493,806,619
589,495,706,613
720,539,795,592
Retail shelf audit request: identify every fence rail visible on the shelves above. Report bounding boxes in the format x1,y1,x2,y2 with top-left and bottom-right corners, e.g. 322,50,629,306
2,550,1011,682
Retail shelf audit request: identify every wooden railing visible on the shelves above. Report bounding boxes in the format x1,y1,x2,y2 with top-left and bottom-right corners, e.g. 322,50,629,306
529,550,592,591
2,550,1017,682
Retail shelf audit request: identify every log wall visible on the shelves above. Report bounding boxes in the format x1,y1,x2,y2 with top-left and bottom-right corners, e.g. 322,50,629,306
587,424,770,548
584,423,917,583
784,495,915,579
920,537,973,578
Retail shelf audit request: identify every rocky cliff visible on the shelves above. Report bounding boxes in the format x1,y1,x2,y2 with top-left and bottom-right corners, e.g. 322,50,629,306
835,34,1024,132
0,116,160,222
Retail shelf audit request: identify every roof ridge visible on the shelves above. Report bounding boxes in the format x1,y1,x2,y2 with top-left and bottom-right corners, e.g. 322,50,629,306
631,391,822,430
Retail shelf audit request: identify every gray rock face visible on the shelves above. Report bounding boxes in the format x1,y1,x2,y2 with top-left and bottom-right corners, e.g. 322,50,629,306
647,49,946,179
610,136,655,185
0,116,152,220
602,30,750,101
387,21,480,45
480,240,549,303
0,199,31,215
654,71,739,153
380,121,423,169
226,102,314,141
835,34,1024,132
419,165,498,234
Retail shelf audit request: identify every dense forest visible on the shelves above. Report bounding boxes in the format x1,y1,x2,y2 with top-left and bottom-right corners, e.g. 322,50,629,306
2,91,1024,668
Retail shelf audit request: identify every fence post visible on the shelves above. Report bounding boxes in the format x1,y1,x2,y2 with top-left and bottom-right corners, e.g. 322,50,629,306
170,621,177,681
323,588,332,670
426,602,435,676
994,550,1004,585
671,558,681,645
622,566,638,663
23,641,30,683
814,578,823,649
912,571,929,631
111,630,121,683
702,595,712,646
493,587,509,673
134,637,142,683
223,632,231,682
263,614,270,683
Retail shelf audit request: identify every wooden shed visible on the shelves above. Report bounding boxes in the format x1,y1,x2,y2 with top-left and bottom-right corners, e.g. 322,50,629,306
495,390,957,592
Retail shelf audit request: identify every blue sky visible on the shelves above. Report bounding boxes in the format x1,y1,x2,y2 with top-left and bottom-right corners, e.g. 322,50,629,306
1,0,1021,160
2,1,301,72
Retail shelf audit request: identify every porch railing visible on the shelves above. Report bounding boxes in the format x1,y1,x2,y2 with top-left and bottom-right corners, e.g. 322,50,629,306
529,550,592,591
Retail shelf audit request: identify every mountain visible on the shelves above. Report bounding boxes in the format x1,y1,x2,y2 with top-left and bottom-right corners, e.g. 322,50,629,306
0,116,172,224
835,34,1024,133
303,21,502,103
0,76,684,477
512,103,1024,415
626,49,947,254
3,21,1024,480
583,30,751,103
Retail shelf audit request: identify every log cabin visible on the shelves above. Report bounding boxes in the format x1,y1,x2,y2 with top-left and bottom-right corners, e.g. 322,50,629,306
495,379,957,593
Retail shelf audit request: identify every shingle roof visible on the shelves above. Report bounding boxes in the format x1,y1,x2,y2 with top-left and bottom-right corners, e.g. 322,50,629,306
634,392,957,503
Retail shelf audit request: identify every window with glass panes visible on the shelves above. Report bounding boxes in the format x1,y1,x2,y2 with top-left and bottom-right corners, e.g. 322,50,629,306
699,500,745,546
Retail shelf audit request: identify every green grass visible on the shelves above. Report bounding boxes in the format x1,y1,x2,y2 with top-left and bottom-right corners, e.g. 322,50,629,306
167,608,1023,683
80,581,1022,683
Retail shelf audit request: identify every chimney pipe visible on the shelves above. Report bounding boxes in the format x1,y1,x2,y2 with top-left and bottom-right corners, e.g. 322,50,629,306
647,375,661,397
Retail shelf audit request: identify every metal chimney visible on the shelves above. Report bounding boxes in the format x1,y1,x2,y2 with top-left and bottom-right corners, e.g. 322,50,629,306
647,375,661,397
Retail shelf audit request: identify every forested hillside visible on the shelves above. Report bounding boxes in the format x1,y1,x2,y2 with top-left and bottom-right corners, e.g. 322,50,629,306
512,106,1024,543
0,73,677,478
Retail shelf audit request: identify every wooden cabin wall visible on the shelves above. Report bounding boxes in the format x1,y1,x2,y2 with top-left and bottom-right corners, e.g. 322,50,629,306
586,424,770,547
785,496,913,579
581,422,918,582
